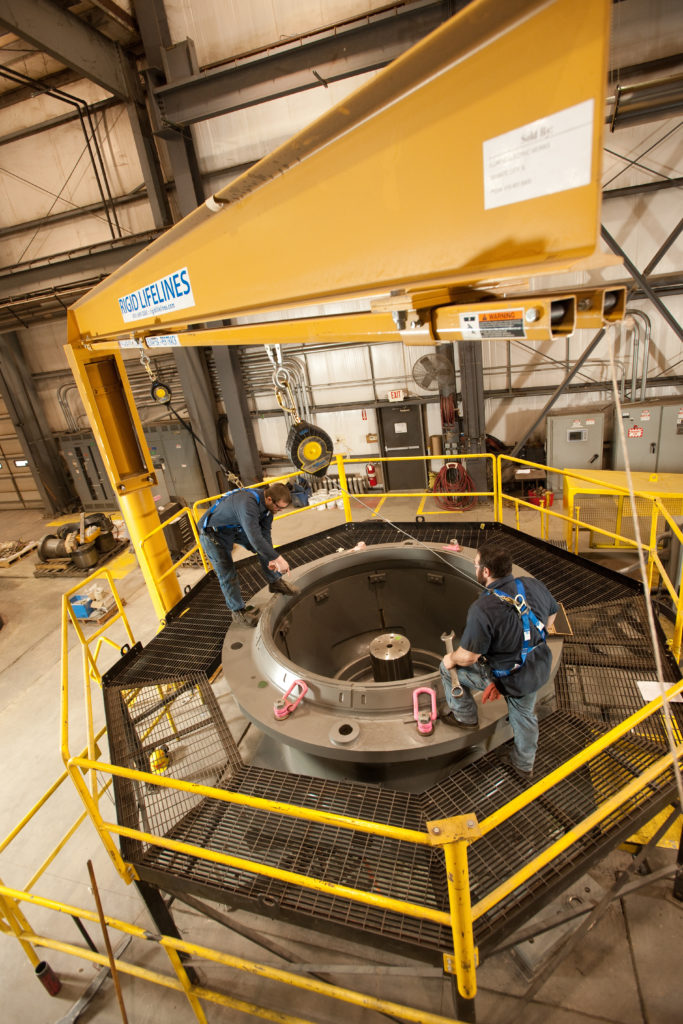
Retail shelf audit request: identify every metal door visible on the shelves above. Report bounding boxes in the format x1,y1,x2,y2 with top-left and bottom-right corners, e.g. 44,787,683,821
657,403,683,472
546,411,604,491
613,404,662,472
378,403,427,491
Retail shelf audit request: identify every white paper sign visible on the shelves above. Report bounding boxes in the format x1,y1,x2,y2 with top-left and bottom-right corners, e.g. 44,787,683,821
483,99,594,210
636,680,682,703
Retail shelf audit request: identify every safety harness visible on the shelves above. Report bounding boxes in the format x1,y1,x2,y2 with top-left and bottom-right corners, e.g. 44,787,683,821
203,488,262,530
489,578,547,679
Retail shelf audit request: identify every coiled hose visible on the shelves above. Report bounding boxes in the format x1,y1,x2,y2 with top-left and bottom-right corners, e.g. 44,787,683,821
432,462,476,511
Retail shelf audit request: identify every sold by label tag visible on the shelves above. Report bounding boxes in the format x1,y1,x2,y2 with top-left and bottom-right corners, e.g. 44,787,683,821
483,99,594,210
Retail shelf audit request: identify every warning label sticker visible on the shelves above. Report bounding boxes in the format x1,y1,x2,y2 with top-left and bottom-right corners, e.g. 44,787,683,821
628,426,644,439
459,309,525,339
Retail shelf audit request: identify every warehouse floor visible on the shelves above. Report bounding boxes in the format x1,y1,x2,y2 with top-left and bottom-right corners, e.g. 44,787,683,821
0,496,681,1024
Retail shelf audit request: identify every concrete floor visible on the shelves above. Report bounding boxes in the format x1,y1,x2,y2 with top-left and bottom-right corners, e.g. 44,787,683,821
0,496,681,1024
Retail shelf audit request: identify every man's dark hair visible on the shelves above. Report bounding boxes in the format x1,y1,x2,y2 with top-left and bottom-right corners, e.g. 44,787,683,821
477,541,512,580
264,482,292,506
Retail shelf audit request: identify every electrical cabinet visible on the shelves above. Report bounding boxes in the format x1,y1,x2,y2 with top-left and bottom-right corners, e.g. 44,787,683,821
59,432,116,510
145,424,206,505
612,400,683,473
59,423,207,511
546,410,605,492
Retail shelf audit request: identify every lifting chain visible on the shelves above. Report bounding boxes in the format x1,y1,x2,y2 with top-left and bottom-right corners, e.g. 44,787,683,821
139,349,155,380
273,367,301,424
265,344,301,424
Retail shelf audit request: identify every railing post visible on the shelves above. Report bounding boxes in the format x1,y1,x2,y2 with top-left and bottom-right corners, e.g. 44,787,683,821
647,500,659,590
0,889,41,968
335,453,353,523
427,814,482,1023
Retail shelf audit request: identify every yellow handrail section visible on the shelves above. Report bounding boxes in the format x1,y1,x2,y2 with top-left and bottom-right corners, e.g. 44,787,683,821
2,452,683,1023
0,882,468,1024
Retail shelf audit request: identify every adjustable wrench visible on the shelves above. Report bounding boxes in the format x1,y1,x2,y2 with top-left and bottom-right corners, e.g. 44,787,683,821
440,630,464,698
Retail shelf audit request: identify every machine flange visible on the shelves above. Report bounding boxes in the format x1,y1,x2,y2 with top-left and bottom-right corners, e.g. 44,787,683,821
223,541,562,780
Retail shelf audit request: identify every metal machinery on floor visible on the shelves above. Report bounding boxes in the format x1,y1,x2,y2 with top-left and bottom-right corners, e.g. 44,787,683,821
51,0,682,1019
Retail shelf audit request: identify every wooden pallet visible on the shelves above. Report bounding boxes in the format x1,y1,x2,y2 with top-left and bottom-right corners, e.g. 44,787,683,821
33,540,129,578
68,601,124,627
0,540,37,568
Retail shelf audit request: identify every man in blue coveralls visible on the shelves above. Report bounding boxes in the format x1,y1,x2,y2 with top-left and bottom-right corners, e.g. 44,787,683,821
199,482,295,627
440,540,558,778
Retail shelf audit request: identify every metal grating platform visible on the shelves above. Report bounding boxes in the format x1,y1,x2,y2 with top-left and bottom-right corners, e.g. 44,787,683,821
102,521,683,960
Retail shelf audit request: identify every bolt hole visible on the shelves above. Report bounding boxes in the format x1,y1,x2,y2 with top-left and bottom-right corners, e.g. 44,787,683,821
230,642,243,650
339,723,353,736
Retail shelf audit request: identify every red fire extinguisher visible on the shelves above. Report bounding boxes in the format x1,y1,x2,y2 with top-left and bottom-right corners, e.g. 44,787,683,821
366,463,378,488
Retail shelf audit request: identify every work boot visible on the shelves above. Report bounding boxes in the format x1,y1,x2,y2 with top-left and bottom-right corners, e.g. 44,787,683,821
440,712,479,730
232,608,259,628
499,748,534,779
268,577,299,596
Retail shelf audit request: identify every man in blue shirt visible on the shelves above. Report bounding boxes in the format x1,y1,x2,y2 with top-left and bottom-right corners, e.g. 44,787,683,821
199,482,294,627
440,540,558,777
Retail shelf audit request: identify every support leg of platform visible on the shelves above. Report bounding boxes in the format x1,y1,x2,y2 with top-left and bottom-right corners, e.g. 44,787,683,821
134,880,200,984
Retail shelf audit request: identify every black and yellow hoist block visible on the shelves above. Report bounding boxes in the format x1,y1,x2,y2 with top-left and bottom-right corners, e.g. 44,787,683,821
286,420,334,477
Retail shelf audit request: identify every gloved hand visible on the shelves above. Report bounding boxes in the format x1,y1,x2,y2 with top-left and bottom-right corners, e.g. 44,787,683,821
482,681,501,703
268,555,290,574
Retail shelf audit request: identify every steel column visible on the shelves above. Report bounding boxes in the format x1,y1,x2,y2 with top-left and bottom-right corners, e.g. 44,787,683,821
134,880,199,985
136,0,255,495
457,340,487,491
125,100,173,230
172,349,220,497
212,347,263,484
0,331,73,513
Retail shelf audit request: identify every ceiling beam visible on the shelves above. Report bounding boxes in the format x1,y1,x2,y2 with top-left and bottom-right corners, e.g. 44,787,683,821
0,0,134,99
152,0,454,127
0,230,161,299
0,67,82,110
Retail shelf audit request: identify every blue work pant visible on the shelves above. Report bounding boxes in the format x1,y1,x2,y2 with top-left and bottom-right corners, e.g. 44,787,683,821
199,526,280,611
439,660,539,772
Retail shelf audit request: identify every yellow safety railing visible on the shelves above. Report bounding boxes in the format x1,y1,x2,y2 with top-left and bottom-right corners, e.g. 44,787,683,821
63,567,136,686
0,880,470,1024
53,536,485,1015
497,455,683,660
57,672,683,1014
132,453,496,615
3,452,683,1023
